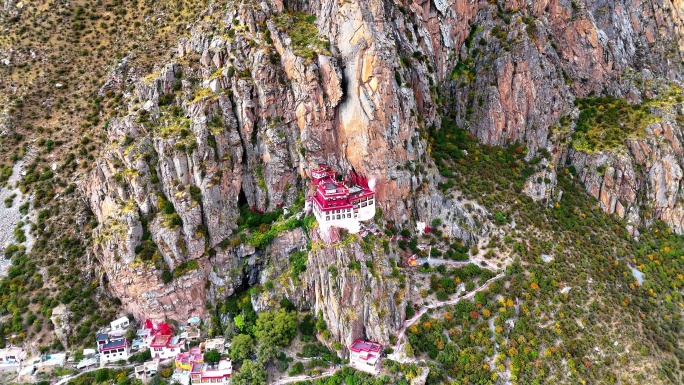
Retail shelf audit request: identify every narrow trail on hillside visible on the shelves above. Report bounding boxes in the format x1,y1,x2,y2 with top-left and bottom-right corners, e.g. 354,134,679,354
389,272,505,363
272,367,341,385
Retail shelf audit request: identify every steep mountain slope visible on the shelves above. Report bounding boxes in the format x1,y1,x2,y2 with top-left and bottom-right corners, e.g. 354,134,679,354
0,0,683,384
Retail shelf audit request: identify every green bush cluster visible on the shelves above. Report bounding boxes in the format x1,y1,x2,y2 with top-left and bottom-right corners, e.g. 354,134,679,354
248,216,300,249
172,260,200,277
236,205,283,231
65,367,132,385
571,96,658,153
429,118,537,199
295,366,394,385
134,218,161,264
157,195,182,229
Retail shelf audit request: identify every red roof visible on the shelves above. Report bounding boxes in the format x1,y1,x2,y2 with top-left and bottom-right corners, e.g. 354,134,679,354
310,167,374,213
143,319,174,336
349,339,382,353
150,335,171,348
177,350,203,364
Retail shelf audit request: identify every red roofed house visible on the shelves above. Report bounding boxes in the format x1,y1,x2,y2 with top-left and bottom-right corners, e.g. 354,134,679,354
349,339,382,374
309,164,376,233
149,334,183,359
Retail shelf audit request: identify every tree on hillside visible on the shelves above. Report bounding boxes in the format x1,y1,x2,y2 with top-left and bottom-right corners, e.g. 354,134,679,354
205,349,221,364
229,334,254,362
299,314,316,337
232,360,267,385
254,309,297,362
316,310,327,331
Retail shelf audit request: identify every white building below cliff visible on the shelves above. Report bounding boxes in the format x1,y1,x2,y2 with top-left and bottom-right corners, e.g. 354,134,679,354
349,339,382,374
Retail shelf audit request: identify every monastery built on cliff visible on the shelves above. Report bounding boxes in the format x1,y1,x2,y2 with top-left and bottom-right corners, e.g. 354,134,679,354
307,164,376,233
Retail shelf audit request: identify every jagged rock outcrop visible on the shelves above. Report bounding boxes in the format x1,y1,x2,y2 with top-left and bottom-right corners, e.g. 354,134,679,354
252,227,407,347
83,0,434,328
446,0,683,149
50,305,71,351
434,0,684,233
301,232,406,346
1,0,20,20
0,107,12,135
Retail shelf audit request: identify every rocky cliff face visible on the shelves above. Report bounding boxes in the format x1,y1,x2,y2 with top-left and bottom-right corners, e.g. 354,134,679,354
568,117,684,236
84,0,434,327
82,0,684,346
437,0,684,235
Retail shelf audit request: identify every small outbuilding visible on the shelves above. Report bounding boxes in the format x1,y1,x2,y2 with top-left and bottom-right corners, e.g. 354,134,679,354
110,316,131,331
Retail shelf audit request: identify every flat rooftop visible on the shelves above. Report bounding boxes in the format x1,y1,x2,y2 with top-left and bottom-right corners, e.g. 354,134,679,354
349,339,382,353
348,186,364,194
0,347,25,358
102,338,126,351
150,335,171,348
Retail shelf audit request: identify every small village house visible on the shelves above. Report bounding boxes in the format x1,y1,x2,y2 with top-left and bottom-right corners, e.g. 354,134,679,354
175,346,203,371
96,333,109,350
0,347,26,366
134,360,159,381
180,326,201,342
35,353,66,374
190,358,232,385
150,334,184,359
110,316,130,332
132,328,152,351
18,353,67,383
203,337,226,354
98,336,129,364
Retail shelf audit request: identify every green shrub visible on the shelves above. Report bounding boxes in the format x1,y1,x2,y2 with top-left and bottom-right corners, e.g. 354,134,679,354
347,260,362,271
0,166,12,184
173,260,200,277
4,194,16,207
405,303,415,319
189,185,202,203
289,251,308,279
14,225,26,243
288,361,304,376
161,270,173,283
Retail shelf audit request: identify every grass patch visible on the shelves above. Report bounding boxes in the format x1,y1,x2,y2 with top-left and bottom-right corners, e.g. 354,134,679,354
273,12,330,63
173,260,200,277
